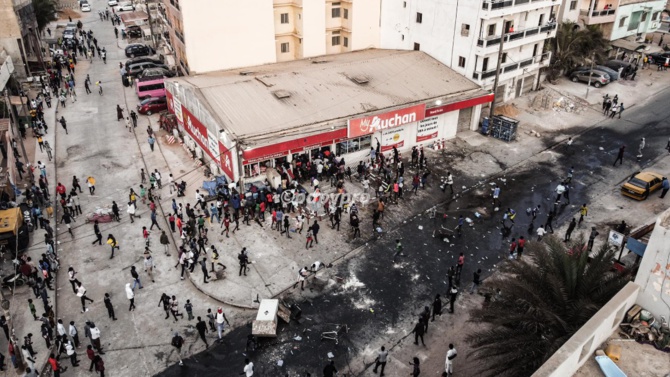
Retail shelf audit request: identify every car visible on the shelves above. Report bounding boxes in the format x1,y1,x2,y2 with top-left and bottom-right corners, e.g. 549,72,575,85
125,44,154,58
128,62,169,77
569,69,610,88
621,171,664,200
116,2,135,11
81,3,91,11
137,97,167,115
603,59,631,72
107,0,118,5
125,56,162,70
647,53,670,66
572,65,620,80
125,26,142,38
138,67,175,79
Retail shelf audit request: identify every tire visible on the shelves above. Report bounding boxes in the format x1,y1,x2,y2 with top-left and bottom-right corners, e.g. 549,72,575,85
594,82,602,88
571,76,578,82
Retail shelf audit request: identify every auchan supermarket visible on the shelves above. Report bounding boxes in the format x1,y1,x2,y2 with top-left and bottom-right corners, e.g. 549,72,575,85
164,49,493,184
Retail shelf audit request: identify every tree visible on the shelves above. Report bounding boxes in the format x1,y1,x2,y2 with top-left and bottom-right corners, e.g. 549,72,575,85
32,0,58,34
547,22,609,81
465,236,630,377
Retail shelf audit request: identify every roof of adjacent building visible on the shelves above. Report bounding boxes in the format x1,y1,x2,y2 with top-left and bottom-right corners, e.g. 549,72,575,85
170,49,484,142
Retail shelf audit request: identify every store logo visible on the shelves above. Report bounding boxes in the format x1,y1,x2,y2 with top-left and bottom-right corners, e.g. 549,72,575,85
186,115,207,146
349,104,425,138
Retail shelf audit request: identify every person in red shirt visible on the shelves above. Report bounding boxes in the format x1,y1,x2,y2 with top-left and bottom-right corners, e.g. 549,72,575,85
509,238,517,258
259,201,266,222
56,183,67,199
86,345,96,372
221,215,230,238
48,353,67,376
517,236,526,259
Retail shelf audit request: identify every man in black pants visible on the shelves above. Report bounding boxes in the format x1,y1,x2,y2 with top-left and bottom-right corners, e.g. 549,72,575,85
92,220,102,245
195,317,209,348
613,145,625,166
412,320,426,346
238,248,248,276
103,293,117,320
544,210,555,233
311,221,320,244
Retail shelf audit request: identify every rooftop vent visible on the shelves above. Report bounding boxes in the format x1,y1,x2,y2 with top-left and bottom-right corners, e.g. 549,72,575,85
256,76,274,87
273,90,291,99
352,75,369,85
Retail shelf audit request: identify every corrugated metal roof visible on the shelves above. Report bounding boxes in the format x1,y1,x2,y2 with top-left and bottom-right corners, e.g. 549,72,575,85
171,49,481,140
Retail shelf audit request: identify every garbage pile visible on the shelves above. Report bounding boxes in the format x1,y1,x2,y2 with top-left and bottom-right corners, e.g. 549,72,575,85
552,96,578,113
619,306,670,351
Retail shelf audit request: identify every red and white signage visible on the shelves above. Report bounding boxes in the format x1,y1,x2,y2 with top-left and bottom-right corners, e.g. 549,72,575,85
380,127,406,152
425,93,494,117
218,142,235,180
416,116,439,142
348,104,425,138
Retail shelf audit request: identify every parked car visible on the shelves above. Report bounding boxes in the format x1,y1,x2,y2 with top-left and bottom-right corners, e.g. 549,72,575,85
138,67,175,79
569,69,610,88
621,171,664,200
107,0,118,5
137,97,168,115
647,53,670,66
125,56,162,70
603,60,631,72
125,26,142,39
128,62,169,77
572,65,619,80
125,44,154,58
81,3,91,11
116,2,135,11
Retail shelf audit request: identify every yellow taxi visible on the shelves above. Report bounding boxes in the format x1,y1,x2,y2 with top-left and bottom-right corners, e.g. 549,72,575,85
621,171,664,200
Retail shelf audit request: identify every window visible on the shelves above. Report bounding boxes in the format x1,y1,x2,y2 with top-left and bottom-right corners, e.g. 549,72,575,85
332,4,341,18
569,0,577,10
281,42,289,53
344,8,348,19
280,13,289,24
502,52,507,63
403,1,406,8
332,36,341,46
343,37,349,47
413,42,420,50
619,16,627,28
487,24,496,36
336,136,372,155
641,12,648,22
461,23,470,36
401,34,404,40
416,12,423,23
458,56,466,68
653,12,660,21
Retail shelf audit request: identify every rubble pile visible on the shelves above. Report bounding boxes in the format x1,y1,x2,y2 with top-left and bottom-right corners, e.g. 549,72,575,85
619,306,670,351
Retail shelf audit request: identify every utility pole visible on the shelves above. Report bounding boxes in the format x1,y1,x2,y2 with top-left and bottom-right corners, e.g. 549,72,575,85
585,52,595,99
489,30,506,120
145,0,157,50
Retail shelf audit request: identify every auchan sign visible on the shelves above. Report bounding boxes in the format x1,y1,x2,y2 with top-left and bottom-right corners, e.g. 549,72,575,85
348,104,426,138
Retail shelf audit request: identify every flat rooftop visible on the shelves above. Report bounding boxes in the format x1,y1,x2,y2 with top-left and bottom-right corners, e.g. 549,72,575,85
170,49,483,142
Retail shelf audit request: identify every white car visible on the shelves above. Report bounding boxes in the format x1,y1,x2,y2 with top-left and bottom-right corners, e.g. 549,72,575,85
107,0,118,5
116,2,135,11
81,3,91,11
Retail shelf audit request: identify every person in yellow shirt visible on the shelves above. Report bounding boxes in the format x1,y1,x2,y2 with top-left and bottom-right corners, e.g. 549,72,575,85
578,203,588,225
87,176,96,195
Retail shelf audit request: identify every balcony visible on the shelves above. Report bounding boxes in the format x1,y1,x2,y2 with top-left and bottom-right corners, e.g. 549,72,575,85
472,52,551,82
481,0,558,18
174,29,184,44
579,8,617,25
477,22,556,55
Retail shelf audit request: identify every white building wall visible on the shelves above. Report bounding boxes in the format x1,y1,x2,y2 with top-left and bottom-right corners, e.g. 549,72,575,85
634,209,670,320
350,0,381,50
302,0,327,57
181,0,277,73
611,0,665,40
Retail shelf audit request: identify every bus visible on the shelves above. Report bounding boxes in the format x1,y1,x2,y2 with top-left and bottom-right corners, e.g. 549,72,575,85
135,76,166,99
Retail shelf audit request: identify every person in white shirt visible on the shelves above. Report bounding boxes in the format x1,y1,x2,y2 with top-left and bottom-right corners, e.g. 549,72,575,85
445,343,457,376
57,319,67,337
311,261,323,273
536,226,547,241
243,358,254,376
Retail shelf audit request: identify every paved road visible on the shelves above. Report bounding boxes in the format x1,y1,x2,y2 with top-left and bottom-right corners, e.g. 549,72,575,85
157,87,670,376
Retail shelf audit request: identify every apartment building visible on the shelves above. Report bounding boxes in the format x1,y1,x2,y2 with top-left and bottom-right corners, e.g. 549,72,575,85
157,0,380,75
0,0,41,78
380,0,558,102
560,0,664,42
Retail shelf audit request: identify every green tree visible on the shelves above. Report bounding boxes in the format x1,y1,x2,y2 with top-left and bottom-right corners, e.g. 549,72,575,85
32,0,58,33
547,22,609,81
465,237,629,377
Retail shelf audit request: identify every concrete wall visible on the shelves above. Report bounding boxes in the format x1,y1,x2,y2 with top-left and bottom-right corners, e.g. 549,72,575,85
301,0,326,58
350,0,380,50
533,282,641,377
634,209,670,320
181,0,277,74
0,0,28,77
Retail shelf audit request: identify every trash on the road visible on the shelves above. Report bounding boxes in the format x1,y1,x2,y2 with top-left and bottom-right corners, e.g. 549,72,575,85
418,226,423,230
328,352,335,359
277,360,284,366
599,147,604,151
294,336,302,341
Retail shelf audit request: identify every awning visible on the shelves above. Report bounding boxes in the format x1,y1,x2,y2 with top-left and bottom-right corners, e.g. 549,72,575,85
626,237,647,257
610,37,664,54
242,128,347,164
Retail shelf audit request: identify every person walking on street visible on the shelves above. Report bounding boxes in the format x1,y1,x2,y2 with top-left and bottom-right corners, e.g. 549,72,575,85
444,343,457,377
148,136,155,151
89,323,104,354
613,145,625,166
587,227,599,251
130,266,143,290
184,300,194,320
59,117,68,134
106,234,119,259
536,225,547,241
238,248,249,276
243,358,255,376
392,239,404,263
92,220,102,245
144,251,155,282
195,317,209,347
116,105,124,121
432,294,442,321
76,281,93,313
215,307,230,342
126,283,135,311
412,320,425,346
448,286,458,313
660,177,669,198
565,218,577,241
103,293,117,320
469,269,482,294
200,257,210,283
171,332,184,366
87,176,96,194
578,203,588,225
410,357,421,377
373,346,388,376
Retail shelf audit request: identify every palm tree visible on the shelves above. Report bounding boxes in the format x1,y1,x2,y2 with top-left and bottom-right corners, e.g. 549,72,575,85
547,22,609,81
465,236,630,377
32,0,58,34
